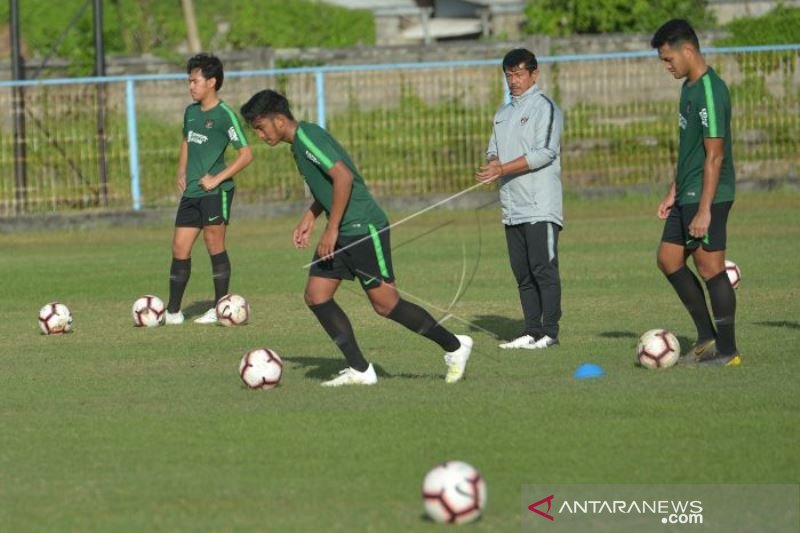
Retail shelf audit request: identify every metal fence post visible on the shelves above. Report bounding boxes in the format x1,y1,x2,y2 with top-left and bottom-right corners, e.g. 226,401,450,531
125,79,142,211
315,70,326,129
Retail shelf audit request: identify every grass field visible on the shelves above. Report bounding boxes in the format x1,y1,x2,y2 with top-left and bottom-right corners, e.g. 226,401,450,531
1,191,798,531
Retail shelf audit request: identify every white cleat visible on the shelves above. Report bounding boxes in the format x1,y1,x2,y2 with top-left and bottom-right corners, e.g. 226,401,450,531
521,335,559,350
321,364,378,387
164,311,185,325
498,334,536,349
193,307,218,324
444,334,473,384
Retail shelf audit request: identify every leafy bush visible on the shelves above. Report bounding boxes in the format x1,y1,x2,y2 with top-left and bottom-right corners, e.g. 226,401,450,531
524,0,716,36
1,0,375,74
717,5,800,45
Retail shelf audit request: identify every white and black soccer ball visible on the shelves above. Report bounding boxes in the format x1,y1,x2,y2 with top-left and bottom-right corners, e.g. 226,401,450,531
38,302,73,335
636,329,680,369
132,295,165,327
725,260,741,289
216,294,250,326
239,348,283,390
422,461,487,524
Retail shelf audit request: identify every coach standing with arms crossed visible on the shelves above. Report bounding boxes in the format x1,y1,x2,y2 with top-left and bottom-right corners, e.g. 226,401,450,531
476,48,564,351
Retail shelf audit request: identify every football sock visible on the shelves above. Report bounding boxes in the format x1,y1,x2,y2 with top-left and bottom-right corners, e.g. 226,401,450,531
666,266,716,343
308,299,370,372
167,257,191,313
211,251,231,303
386,299,461,352
705,270,738,356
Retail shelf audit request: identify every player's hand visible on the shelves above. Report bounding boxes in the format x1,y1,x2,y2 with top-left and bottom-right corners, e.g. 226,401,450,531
176,175,186,193
475,160,503,183
657,196,674,219
292,216,315,249
198,174,216,192
317,226,339,261
689,209,711,240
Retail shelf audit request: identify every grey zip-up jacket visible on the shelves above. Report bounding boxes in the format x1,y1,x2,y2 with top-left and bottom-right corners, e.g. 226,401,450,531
486,84,564,227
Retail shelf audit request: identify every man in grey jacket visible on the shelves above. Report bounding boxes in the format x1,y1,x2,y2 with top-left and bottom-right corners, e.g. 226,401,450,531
476,48,564,350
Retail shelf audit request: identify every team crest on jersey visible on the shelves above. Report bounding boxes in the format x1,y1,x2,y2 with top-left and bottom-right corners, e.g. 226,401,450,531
305,150,320,165
205,119,215,129
520,116,529,126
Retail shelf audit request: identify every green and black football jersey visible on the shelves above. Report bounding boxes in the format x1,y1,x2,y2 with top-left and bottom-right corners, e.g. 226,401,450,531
675,67,735,205
182,101,248,198
291,122,388,236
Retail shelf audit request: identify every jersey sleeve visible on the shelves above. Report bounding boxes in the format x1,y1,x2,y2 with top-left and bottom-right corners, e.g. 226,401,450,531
182,106,190,139
699,75,728,138
220,103,248,149
295,124,342,172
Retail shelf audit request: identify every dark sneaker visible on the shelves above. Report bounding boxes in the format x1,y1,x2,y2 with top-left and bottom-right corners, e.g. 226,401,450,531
698,352,743,367
680,338,716,365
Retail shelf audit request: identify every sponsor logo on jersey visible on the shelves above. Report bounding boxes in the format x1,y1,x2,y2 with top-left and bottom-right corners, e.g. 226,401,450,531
520,116,529,126
699,108,709,128
305,150,320,165
678,113,687,130
227,127,239,142
188,130,208,145
205,119,215,129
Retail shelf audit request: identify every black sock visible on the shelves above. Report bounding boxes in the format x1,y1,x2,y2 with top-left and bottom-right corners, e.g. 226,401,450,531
706,270,738,356
666,266,716,343
167,257,191,313
211,251,231,303
386,299,460,352
308,299,370,372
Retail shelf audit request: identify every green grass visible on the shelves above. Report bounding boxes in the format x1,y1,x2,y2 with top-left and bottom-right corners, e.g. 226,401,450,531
1,192,799,531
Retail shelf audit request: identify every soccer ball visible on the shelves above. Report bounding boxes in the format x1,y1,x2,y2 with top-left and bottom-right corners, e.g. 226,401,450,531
422,461,487,524
725,260,741,289
636,329,680,369
239,348,283,389
216,294,250,326
132,295,165,327
38,302,73,335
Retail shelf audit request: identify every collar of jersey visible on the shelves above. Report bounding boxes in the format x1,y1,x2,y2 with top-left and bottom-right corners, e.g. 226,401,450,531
511,84,540,106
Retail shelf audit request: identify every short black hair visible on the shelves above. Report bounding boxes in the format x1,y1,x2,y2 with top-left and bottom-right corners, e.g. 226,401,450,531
187,53,224,91
651,19,700,50
240,89,295,124
502,48,537,72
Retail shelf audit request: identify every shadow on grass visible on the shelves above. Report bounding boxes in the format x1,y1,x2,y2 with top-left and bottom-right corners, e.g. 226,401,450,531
285,356,437,381
469,315,523,340
599,331,638,339
754,320,800,330
183,300,216,318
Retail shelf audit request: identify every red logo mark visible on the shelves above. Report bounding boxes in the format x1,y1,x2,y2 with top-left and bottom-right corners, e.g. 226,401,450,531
528,494,555,521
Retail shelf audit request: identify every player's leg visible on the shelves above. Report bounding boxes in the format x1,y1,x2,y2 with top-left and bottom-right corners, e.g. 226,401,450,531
351,226,472,383
306,275,376,386
499,223,542,349
195,191,234,324
167,198,202,324
522,221,562,349
657,205,717,359
691,202,739,365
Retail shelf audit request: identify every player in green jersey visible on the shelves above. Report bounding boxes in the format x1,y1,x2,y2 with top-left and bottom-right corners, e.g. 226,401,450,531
240,89,473,386
651,20,740,366
165,54,253,325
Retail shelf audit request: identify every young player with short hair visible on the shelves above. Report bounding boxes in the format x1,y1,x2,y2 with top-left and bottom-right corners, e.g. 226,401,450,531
651,19,741,366
240,89,473,386
165,53,253,325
